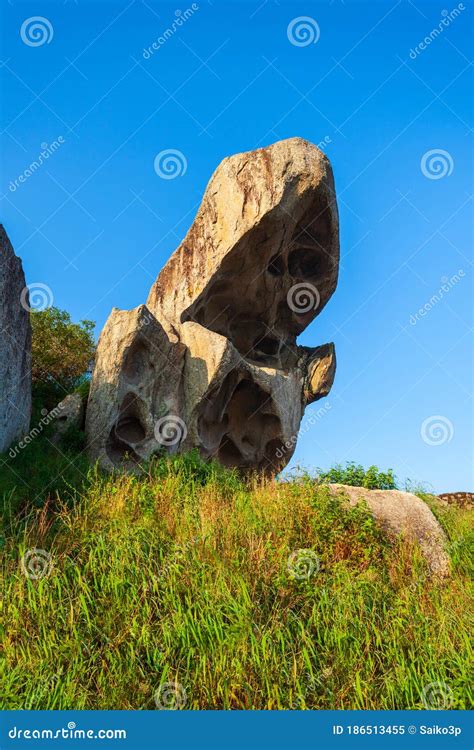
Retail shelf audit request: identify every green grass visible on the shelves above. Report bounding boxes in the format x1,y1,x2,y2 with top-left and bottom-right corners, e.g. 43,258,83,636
0,448,472,710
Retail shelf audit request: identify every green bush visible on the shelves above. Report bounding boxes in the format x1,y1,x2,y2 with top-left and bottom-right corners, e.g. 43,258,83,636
316,461,397,490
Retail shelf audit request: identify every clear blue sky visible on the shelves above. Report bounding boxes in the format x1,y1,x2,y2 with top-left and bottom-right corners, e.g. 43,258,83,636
1,0,472,492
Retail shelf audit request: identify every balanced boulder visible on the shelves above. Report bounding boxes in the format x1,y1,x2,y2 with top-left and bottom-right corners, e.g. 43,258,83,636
86,138,339,473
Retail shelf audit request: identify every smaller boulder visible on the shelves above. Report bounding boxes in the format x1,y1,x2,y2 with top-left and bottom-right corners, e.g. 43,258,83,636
326,484,450,577
51,393,85,442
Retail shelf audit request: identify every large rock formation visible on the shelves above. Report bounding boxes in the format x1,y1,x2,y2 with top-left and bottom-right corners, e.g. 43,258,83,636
0,225,32,453
86,138,339,473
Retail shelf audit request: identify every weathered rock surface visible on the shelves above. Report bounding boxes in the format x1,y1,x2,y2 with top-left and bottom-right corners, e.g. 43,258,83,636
86,138,339,472
147,136,339,360
86,305,185,470
327,484,450,577
0,225,31,453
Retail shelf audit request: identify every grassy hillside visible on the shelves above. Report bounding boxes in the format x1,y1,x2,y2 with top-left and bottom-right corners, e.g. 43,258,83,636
0,446,472,710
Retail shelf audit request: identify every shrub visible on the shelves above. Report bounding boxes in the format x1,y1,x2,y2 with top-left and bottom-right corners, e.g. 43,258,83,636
317,461,397,490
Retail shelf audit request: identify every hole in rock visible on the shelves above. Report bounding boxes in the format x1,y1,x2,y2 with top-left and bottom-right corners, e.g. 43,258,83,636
267,254,285,276
293,207,331,248
259,438,287,474
252,336,279,358
198,372,284,471
228,315,265,357
115,416,146,444
288,247,326,279
180,203,337,360
106,432,140,465
123,339,153,384
114,393,147,444
218,437,243,467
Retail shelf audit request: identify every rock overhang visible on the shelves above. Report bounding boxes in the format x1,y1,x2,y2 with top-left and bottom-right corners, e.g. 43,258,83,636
86,138,339,474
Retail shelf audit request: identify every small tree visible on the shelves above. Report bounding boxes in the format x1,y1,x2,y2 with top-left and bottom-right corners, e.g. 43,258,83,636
31,307,95,409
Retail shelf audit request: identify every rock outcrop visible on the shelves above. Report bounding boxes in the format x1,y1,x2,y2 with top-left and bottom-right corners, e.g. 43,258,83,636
86,138,339,473
0,225,31,453
438,492,474,509
327,484,450,577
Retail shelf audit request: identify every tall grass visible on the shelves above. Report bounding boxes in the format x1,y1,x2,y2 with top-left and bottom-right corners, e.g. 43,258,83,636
0,452,472,710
